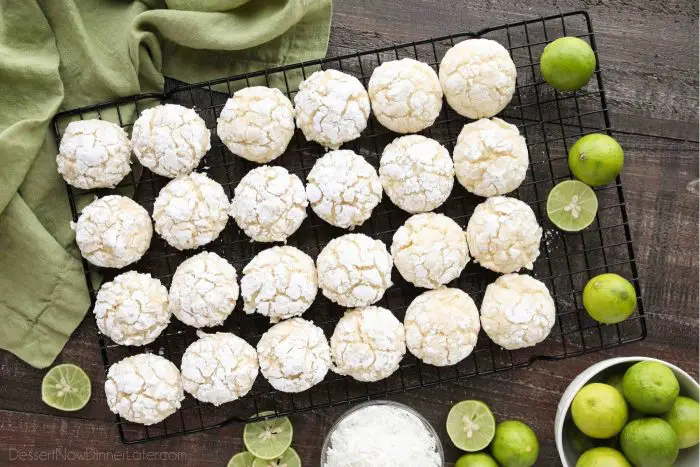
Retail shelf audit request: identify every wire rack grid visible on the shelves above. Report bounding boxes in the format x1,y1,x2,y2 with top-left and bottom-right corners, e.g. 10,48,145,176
53,10,645,444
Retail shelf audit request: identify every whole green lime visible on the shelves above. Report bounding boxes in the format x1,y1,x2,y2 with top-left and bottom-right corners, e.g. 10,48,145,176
606,373,626,397
540,36,597,91
571,383,628,439
490,420,539,467
455,452,499,467
620,418,679,467
568,134,624,187
576,447,631,467
662,396,700,448
583,273,636,324
622,361,679,414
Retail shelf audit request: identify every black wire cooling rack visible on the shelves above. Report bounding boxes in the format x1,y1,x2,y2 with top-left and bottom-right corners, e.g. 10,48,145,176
53,10,646,443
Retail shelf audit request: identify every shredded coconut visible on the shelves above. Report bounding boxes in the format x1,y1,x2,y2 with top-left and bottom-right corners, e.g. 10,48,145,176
324,404,442,467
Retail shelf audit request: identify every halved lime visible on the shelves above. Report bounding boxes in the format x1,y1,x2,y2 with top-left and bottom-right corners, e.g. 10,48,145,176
41,363,91,411
446,400,496,452
243,412,293,460
251,448,301,467
227,452,255,467
547,180,598,232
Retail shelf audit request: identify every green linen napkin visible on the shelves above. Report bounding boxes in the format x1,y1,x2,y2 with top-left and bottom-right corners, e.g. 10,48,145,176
0,0,332,368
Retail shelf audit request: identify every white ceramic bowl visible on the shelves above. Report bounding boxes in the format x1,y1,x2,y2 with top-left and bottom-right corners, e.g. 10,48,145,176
555,356,700,466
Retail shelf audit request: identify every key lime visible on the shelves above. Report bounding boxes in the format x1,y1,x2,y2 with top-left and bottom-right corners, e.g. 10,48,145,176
455,452,499,467
547,180,598,231
663,396,700,448
583,273,637,324
490,420,539,467
575,447,631,467
41,363,91,411
540,36,596,91
566,421,618,454
251,448,301,467
243,412,293,460
568,133,624,187
227,452,255,467
622,361,679,414
606,373,625,397
446,400,497,452
571,383,628,439
620,418,679,467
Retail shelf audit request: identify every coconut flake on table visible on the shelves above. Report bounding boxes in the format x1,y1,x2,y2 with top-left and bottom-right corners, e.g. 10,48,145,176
324,404,442,467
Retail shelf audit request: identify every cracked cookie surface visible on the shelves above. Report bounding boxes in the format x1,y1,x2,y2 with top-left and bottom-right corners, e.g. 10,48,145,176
379,135,454,213
132,104,210,178
241,246,317,323
306,150,382,229
256,317,331,393
480,274,555,350
330,306,405,382
316,233,393,307
439,39,516,119
105,353,184,425
73,195,152,268
466,196,542,273
57,119,132,189
217,86,295,163
454,118,529,197
181,331,258,406
294,69,370,149
391,213,469,289
368,58,443,133
152,172,229,250
94,271,170,346
168,252,239,328
404,287,480,367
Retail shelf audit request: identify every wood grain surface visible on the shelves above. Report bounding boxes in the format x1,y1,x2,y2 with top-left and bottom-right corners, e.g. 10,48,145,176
1,1,698,466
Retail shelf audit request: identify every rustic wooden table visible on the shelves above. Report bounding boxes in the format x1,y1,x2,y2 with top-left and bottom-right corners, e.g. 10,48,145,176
1,1,697,466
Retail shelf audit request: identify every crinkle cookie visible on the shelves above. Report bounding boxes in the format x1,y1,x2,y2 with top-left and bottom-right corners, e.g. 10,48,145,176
57,119,132,189
294,69,370,149
217,86,295,163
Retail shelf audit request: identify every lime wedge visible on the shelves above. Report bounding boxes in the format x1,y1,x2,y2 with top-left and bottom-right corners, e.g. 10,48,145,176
243,412,293,460
546,180,598,232
251,448,301,467
446,400,496,452
41,363,91,411
227,452,255,467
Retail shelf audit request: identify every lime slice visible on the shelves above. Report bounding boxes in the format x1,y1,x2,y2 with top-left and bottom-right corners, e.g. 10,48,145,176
251,448,301,467
243,412,293,460
41,363,91,411
546,180,598,232
227,452,255,467
446,400,496,452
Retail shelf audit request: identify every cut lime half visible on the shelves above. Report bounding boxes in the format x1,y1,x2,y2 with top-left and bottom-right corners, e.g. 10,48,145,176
446,400,496,452
41,363,91,411
243,412,293,460
227,452,255,467
252,448,301,467
547,180,598,231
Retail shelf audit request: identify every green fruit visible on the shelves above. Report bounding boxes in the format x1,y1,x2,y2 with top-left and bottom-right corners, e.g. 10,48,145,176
490,420,539,467
540,36,597,91
455,452,499,467
583,273,637,324
622,361,679,414
571,383,628,439
606,373,625,397
568,133,624,187
41,363,92,411
546,180,598,232
446,400,497,452
227,452,255,467
251,448,301,467
662,396,700,448
566,421,618,454
575,447,631,467
620,418,679,467
243,412,293,460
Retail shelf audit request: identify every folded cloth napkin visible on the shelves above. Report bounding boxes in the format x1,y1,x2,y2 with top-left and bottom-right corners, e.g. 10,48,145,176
0,0,332,368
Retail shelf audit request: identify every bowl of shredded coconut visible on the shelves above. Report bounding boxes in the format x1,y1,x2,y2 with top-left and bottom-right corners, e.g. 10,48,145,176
321,400,444,467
